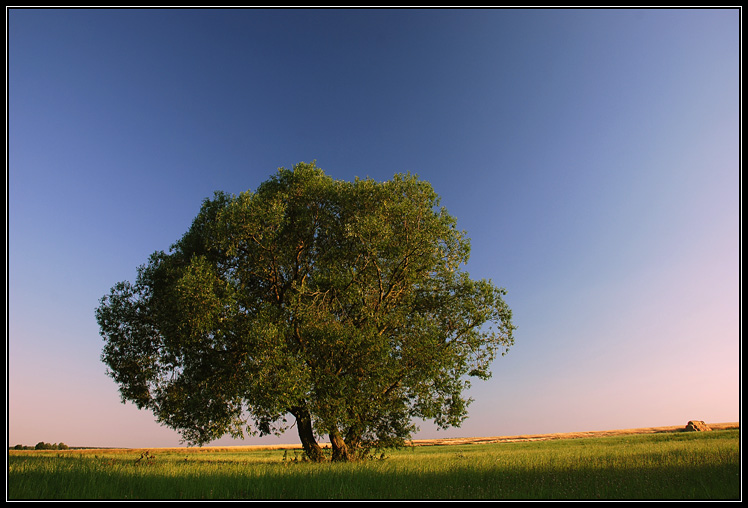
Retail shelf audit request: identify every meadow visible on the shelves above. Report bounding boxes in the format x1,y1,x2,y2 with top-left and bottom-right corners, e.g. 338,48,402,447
8,428,740,500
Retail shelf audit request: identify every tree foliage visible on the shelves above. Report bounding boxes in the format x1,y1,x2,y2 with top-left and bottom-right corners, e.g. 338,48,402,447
96,162,515,461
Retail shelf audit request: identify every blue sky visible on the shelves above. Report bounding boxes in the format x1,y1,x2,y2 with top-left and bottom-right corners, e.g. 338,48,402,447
8,8,740,448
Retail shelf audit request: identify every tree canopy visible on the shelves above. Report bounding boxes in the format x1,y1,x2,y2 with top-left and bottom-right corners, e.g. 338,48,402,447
96,162,515,461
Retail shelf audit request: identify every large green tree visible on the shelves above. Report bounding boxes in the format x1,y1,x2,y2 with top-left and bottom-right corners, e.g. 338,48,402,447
96,162,515,461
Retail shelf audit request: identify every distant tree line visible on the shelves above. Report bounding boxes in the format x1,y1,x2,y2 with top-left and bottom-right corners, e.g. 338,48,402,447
11,442,69,450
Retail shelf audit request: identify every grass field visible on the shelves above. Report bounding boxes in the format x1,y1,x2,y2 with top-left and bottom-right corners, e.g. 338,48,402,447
7,427,740,500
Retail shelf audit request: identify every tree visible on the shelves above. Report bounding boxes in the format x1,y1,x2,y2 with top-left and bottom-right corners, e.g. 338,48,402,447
96,162,515,461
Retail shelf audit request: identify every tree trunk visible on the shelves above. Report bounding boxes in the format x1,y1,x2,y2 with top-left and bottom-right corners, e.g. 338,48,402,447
329,429,350,462
290,406,325,462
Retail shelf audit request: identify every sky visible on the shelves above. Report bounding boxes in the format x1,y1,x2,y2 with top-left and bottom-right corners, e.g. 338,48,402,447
7,8,740,448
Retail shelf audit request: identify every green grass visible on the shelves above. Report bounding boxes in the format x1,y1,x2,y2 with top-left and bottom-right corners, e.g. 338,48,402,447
7,429,740,500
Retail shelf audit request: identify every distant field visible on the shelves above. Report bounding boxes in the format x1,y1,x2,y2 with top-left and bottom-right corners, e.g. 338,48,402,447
408,421,741,447
7,424,740,500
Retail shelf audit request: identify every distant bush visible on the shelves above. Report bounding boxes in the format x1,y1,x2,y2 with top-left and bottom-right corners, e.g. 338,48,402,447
31,442,69,450
11,442,72,451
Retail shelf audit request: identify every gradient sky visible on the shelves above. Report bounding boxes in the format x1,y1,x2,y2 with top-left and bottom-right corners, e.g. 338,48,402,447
8,8,740,448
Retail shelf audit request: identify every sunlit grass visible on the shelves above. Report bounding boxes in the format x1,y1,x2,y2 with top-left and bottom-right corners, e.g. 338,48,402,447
8,430,739,500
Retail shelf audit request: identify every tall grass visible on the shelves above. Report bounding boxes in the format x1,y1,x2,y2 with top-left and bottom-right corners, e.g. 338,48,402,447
8,429,740,500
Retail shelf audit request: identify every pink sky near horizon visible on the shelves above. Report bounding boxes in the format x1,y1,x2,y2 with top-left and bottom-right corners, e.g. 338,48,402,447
9,224,739,448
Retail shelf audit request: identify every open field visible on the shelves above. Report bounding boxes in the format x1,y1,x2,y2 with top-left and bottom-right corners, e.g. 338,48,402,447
7,423,740,500
408,421,740,447
54,421,736,453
